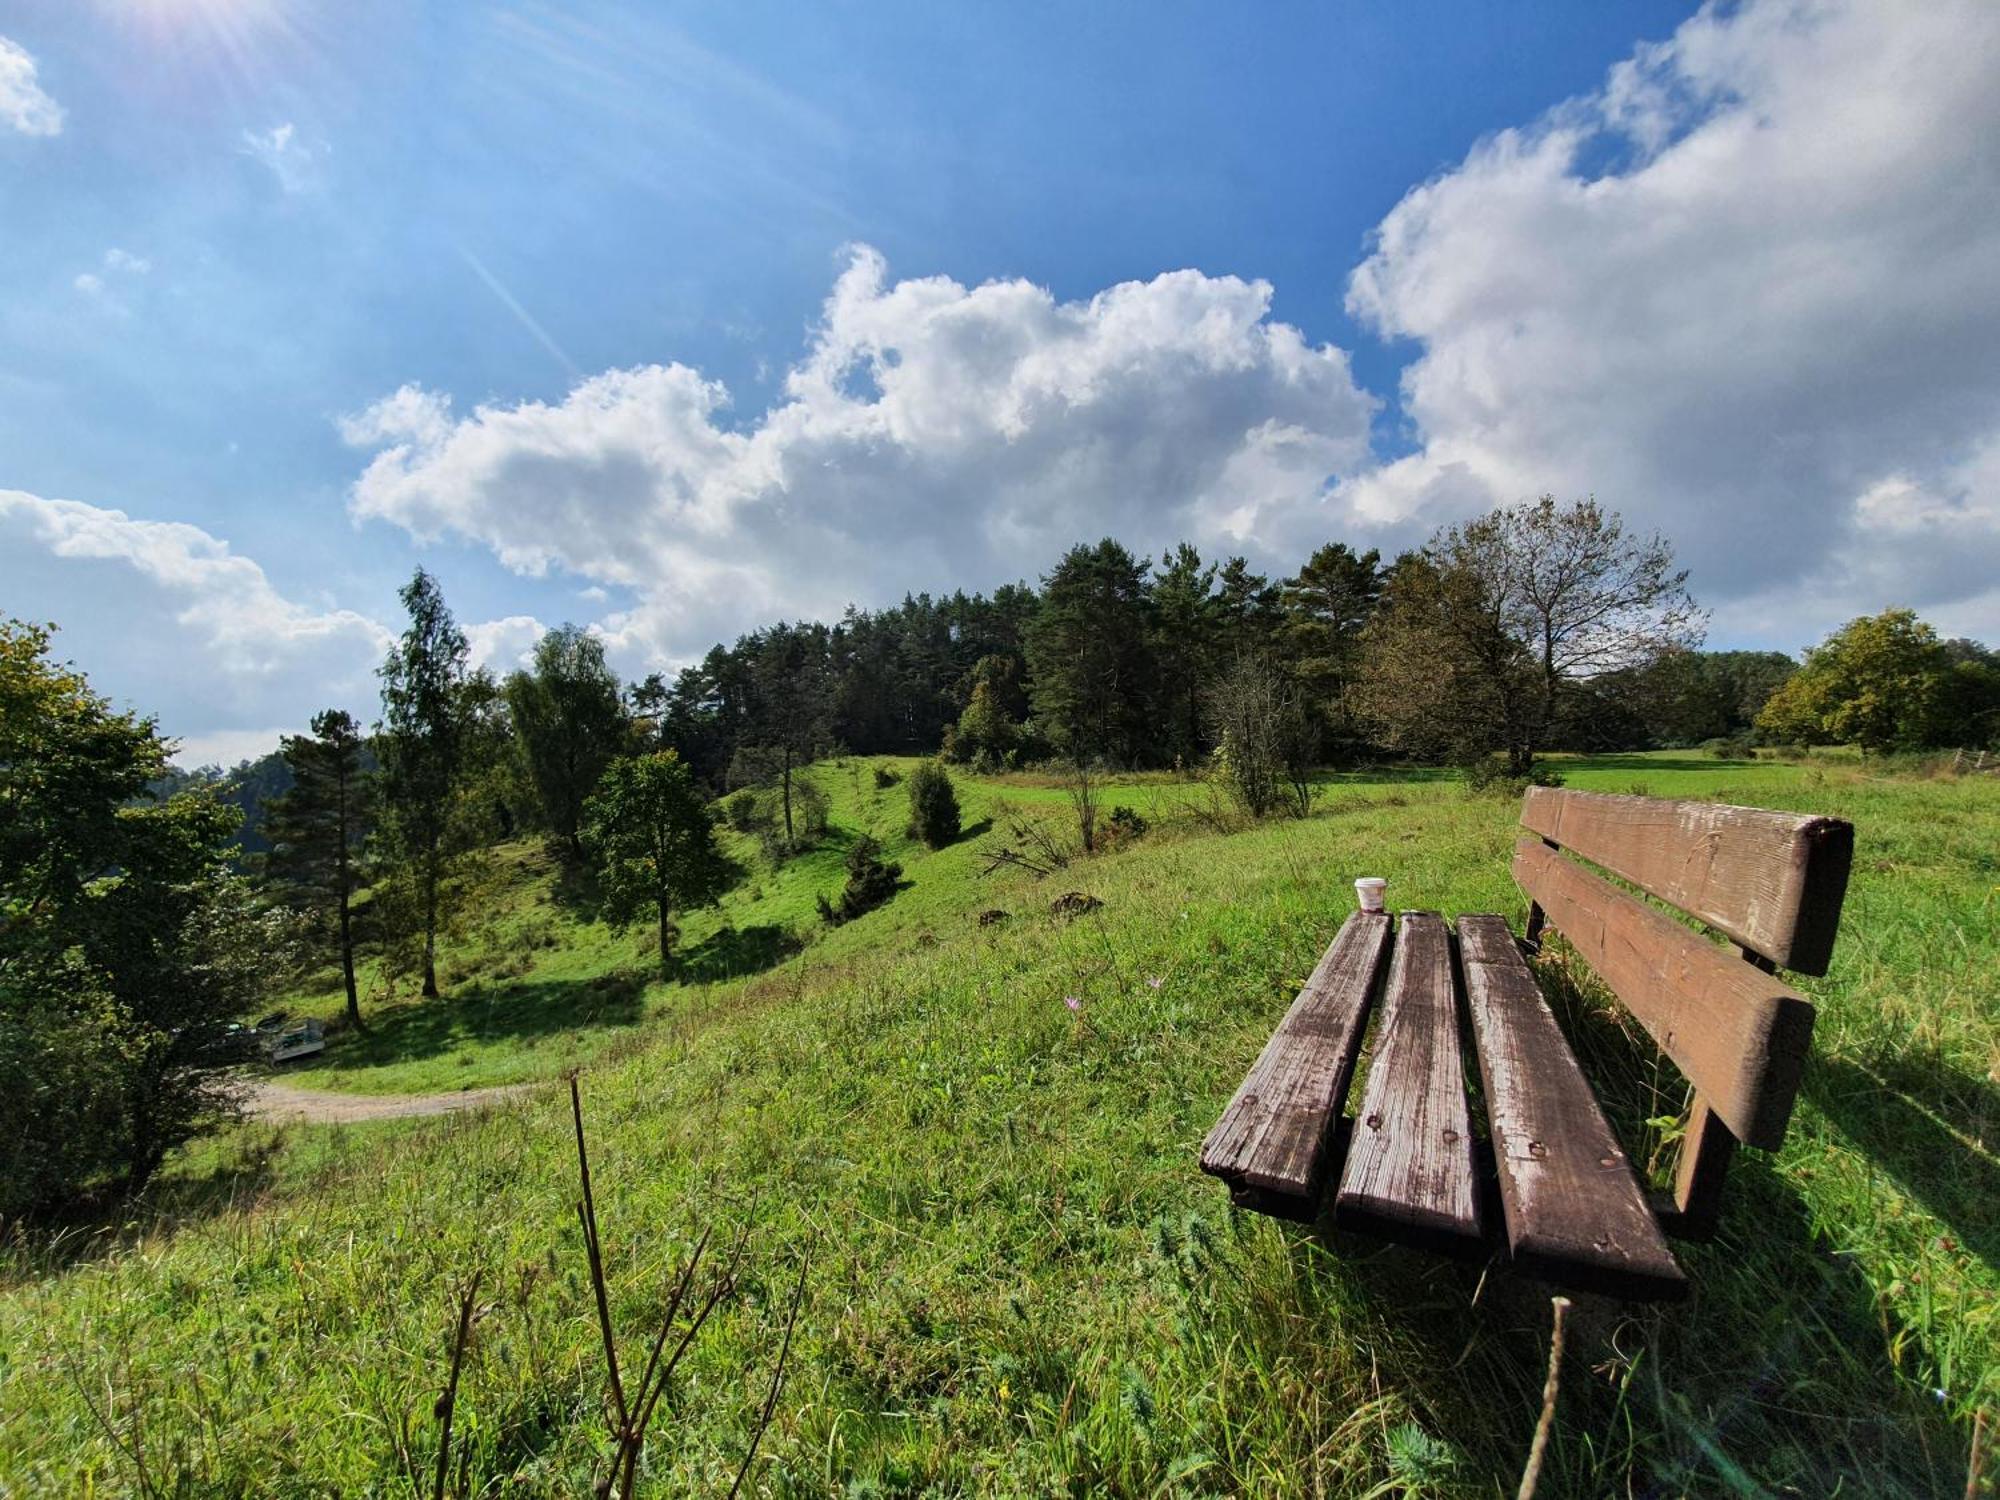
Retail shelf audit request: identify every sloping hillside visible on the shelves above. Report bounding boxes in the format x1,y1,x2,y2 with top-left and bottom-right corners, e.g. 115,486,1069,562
1,755,1992,1496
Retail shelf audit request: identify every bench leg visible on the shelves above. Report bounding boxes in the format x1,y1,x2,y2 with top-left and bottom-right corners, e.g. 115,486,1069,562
1656,1096,1738,1241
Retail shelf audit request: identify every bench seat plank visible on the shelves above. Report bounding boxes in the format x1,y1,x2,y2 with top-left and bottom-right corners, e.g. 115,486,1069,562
1200,911,1392,1219
1457,914,1686,1302
1334,912,1481,1253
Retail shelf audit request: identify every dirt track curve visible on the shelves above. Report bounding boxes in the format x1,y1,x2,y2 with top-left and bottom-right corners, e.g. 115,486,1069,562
242,1079,535,1125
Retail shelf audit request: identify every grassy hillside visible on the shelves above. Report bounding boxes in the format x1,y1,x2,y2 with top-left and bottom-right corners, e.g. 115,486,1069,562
1,753,1993,1495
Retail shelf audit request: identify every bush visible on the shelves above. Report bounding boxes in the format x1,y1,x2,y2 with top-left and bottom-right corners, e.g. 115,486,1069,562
1103,805,1149,847
872,765,901,789
723,788,761,832
818,835,902,925
1459,756,1565,797
748,778,828,862
907,759,961,848
1703,736,1758,760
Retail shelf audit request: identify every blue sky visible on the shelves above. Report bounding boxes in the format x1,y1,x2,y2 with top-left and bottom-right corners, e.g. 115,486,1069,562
3,1,1997,763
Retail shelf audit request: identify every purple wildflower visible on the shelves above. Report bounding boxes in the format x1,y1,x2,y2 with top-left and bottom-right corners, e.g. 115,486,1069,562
1064,994,1083,1013
1146,975,1163,990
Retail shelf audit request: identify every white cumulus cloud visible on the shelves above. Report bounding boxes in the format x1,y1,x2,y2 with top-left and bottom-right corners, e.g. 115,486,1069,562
0,35,62,137
1338,0,2000,645
343,246,1378,668
0,489,392,755
465,615,549,673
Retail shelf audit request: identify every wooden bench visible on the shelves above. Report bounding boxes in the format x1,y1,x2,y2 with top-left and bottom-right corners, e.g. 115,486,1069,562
1200,788,1854,1301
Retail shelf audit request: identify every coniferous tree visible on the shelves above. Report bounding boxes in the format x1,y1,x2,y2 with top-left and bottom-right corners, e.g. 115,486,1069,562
263,710,373,1032
1279,543,1383,752
906,758,961,847
377,568,469,998
1026,539,1157,764
742,623,833,851
1213,557,1283,667
1149,543,1220,766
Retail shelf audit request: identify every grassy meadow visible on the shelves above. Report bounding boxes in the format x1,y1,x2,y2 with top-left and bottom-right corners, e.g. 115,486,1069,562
0,751,1993,1496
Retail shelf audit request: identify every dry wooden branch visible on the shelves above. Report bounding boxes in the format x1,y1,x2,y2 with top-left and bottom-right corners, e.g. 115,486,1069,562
569,1075,798,1500
727,1233,816,1500
1517,1295,1571,1500
431,1268,484,1500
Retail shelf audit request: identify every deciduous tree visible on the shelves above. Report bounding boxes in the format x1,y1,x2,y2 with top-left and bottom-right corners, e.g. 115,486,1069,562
583,751,731,975
506,624,626,856
1756,609,1964,753
377,568,470,997
0,621,295,1213
1359,498,1702,772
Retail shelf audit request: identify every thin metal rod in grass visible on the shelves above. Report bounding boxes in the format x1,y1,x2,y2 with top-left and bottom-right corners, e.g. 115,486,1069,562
727,1232,816,1500
569,1075,805,1500
427,1268,484,1500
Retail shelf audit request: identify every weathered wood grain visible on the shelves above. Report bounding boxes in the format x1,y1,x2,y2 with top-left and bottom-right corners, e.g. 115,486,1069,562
1334,912,1481,1254
1512,839,1816,1149
1457,914,1686,1301
1519,787,1853,975
1200,911,1392,1219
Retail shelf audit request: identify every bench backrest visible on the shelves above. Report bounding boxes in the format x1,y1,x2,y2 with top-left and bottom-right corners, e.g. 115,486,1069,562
1513,788,1854,1150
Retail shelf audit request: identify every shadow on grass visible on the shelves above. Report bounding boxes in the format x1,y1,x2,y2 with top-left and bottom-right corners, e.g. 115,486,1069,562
675,922,804,985
1560,753,1751,775
1313,764,1464,786
287,973,649,1077
1294,1148,1964,1496
944,816,995,848
550,853,612,923
1,1127,286,1280
1806,1054,2000,1274
1242,934,1974,1495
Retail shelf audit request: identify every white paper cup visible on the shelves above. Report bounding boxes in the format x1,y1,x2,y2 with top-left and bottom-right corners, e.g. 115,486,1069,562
1355,877,1387,913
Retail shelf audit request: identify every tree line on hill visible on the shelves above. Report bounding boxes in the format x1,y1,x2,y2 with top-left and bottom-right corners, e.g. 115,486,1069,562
6,494,1997,1219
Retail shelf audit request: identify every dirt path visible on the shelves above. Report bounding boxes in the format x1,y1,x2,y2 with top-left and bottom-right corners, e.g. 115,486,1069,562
242,1078,536,1124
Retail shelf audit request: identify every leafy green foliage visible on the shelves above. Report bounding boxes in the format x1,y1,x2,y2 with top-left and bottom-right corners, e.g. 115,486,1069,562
905,759,961,848
582,751,731,973
816,833,901,925
723,787,761,832
0,620,296,1214
1757,609,1999,752
951,676,1018,769
376,568,472,996
504,624,627,855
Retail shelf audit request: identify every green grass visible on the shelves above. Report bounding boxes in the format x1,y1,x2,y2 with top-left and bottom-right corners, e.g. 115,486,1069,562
0,751,1993,1495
